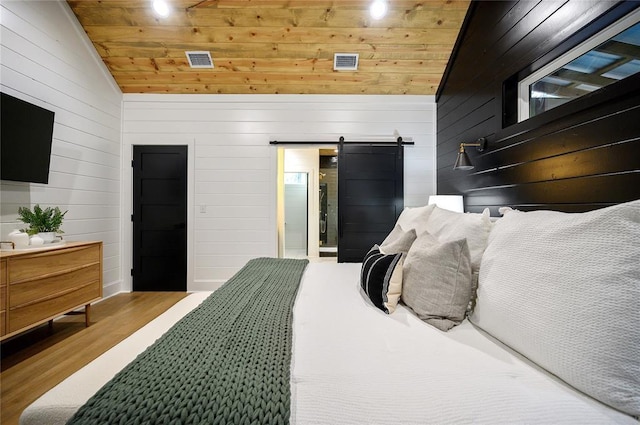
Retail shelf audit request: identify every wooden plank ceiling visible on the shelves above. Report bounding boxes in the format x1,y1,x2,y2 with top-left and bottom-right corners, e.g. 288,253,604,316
67,0,470,95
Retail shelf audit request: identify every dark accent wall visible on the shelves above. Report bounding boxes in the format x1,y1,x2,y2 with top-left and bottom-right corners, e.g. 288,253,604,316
436,0,640,215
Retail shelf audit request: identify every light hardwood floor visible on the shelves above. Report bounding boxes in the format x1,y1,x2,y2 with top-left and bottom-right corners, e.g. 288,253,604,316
1,292,188,425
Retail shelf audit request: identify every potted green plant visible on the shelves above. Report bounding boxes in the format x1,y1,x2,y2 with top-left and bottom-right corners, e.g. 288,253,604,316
17,204,68,243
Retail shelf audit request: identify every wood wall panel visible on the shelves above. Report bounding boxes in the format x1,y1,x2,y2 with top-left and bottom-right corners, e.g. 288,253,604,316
436,0,640,215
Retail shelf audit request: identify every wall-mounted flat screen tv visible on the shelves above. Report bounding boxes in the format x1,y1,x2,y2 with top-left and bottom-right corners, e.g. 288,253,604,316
1,92,55,184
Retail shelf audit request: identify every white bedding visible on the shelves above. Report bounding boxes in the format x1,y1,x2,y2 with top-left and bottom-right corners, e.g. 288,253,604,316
21,263,637,424
291,263,637,424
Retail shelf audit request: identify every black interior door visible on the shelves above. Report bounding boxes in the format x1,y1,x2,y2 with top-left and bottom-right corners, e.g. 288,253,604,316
338,145,403,263
133,145,187,291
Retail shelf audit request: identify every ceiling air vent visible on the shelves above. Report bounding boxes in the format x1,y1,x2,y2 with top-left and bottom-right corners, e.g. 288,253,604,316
334,53,359,71
185,51,214,68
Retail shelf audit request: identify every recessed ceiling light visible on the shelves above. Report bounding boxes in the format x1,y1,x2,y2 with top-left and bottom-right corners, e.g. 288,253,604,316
152,0,170,18
370,0,388,20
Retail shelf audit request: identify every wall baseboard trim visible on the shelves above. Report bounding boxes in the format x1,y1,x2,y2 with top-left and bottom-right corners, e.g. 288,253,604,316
102,280,124,299
100,280,225,298
190,280,226,292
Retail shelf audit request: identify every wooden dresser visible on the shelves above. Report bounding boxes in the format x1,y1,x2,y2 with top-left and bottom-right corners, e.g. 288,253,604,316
0,241,102,341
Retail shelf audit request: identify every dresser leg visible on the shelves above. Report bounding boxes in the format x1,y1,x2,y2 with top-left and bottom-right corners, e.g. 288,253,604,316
85,304,91,327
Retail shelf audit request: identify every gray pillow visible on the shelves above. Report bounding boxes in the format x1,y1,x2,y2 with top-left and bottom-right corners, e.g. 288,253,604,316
379,225,417,255
402,232,472,331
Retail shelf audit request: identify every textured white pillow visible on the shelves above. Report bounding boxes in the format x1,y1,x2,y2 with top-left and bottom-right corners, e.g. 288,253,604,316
402,232,472,331
471,200,640,416
395,204,435,235
424,205,492,271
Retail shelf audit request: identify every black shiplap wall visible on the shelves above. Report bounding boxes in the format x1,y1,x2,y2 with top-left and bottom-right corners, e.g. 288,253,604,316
436,0,640,215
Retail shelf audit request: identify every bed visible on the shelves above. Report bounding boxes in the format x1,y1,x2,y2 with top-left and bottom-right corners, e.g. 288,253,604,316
21,200,640,424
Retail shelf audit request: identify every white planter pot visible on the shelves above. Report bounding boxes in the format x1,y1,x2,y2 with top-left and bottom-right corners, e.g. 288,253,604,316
30,235,44,246
38,232,57,243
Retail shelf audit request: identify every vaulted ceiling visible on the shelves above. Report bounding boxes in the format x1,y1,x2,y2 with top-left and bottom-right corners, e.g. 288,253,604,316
67,0,470,95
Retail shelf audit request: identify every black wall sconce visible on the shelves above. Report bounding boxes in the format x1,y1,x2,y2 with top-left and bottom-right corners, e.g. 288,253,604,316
453,137,487,170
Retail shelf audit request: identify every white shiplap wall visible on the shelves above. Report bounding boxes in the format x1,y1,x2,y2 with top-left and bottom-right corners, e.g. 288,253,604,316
0,1,123,296
122,94,436,291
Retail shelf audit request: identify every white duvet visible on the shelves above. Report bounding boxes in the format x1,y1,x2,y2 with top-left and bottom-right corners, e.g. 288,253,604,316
291,263,636,424
21,263,637,424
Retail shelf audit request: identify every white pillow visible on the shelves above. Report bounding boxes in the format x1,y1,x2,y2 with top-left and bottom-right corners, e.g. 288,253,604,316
470,200,640,416
395,204,435,235
424,206,492,271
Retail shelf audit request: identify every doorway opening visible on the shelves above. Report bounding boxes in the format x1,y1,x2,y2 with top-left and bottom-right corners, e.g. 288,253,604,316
277,143,404,262
278,147,337,260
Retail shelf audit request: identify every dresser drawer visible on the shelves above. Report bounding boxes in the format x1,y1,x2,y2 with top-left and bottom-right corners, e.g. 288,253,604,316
9,263,100,308
8,281,101,333
8,245,100,284
1,241,102,340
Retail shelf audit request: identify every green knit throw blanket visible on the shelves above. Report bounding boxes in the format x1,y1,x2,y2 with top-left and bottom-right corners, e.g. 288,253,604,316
67,257,309,425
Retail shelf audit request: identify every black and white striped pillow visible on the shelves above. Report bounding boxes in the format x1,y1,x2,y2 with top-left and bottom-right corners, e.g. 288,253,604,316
360,245,403,314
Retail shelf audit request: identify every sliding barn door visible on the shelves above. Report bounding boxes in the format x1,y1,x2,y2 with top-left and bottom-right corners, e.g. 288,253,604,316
337,145,404,263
